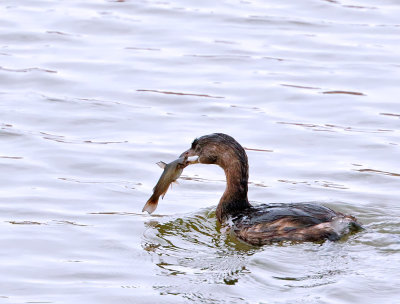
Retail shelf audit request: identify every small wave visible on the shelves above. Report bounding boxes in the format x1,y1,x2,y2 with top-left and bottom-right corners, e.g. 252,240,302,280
142,208,259,289
137,89,224,99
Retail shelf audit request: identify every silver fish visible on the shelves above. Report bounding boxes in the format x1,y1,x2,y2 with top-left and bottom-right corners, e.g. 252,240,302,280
142,156,187,214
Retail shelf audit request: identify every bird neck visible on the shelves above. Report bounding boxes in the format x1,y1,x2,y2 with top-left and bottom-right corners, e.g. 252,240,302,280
216,155,251,223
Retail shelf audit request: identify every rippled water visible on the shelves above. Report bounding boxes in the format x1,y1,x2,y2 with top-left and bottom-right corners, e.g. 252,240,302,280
1,0,400,303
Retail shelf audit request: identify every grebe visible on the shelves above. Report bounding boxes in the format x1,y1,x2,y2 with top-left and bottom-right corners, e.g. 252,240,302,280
180,133,361,245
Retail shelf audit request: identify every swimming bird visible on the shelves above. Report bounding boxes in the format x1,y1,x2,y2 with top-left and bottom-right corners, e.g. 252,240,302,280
179,133,361,245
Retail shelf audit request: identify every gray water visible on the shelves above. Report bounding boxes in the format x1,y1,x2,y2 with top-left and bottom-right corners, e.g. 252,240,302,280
1,0,400,303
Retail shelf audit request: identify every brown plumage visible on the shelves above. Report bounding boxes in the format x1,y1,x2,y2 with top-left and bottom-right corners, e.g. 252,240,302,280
179,133,362,245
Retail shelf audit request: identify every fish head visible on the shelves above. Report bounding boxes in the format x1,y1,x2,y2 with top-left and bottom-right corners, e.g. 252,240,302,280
169,157,187,178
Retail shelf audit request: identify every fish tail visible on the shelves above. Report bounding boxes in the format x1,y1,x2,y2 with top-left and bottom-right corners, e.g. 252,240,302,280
142,194,159,214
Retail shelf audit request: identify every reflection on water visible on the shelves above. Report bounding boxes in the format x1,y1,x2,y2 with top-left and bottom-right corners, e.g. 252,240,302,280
142,208,260,302
141,205,396,303
1,0,400,303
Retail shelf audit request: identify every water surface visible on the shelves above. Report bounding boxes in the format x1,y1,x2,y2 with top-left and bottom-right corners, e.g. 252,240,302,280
1,0,400,303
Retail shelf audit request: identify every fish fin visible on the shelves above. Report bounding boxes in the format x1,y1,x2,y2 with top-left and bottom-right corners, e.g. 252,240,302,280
142,195,159,214
161,187,169,199
169,180,179,190
156,161,167,169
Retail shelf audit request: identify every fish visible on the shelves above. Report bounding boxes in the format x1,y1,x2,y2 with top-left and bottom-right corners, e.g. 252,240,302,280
142,156,188,214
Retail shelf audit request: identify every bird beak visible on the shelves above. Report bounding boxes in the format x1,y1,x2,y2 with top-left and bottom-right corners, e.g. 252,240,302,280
187,155,199,164
180,149,200,165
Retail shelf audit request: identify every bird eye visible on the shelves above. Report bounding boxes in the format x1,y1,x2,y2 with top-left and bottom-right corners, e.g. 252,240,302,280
210,155,217,163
